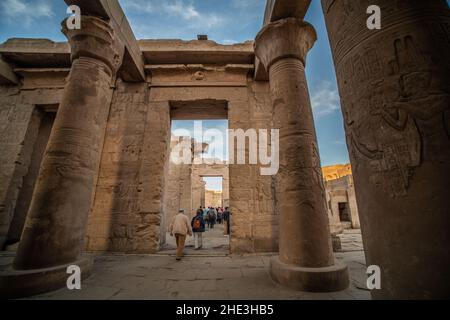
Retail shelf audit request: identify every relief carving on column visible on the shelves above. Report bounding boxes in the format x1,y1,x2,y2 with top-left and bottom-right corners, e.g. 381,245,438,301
62,15,124,77
323,0,450,197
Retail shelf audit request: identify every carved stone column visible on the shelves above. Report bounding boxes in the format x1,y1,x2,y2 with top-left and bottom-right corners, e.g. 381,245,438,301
322,0,450,299
255,18,349,292
0,16,123,298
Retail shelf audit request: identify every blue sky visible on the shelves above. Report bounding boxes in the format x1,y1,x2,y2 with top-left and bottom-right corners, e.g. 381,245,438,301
0,0,359,181
203,177,222,192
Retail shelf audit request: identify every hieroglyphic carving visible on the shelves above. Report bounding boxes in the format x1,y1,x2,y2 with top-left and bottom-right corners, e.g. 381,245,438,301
325,0,450,197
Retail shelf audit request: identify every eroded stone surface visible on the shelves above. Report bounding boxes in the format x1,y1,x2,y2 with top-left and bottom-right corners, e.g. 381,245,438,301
24,230,369,300
0,0,447,299
14,15,122,270
322,0,450,299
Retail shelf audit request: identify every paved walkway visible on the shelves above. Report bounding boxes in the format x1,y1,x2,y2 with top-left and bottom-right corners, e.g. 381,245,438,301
0,227,370,300
159,223,230,256
338,229,365,252
23,228,370,300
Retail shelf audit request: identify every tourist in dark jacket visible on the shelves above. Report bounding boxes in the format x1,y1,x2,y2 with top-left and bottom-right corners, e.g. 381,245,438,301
223,207,231,235
191,209,206,249
208,208,217,229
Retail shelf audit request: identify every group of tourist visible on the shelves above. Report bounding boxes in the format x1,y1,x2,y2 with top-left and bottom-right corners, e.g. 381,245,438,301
168,206,231,260
200,206,227,228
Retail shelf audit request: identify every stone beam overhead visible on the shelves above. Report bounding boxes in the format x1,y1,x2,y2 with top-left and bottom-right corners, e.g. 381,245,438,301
64,0,145,81
263,0,312,25
0,38,254,76
139,40,254,65
0,55,19,85
0,39,70,68
255,0,312,81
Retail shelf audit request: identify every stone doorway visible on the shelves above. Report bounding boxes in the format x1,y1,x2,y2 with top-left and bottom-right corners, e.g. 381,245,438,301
159,105,231,256
3,107,56,251
338,202,351,229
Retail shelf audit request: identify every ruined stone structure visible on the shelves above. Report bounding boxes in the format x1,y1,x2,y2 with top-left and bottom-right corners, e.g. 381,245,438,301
322,164,352,181
322,164,360,233
205,190,223,208
162,136,229,234
325,175,360,232
193,164,229,209
0,0,448,299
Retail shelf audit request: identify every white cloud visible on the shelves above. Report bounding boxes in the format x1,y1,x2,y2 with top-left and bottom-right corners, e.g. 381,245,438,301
120,0,224,32
121,0,154,13
164,1,200,20
161,1,224,29
310,81,341,118
221,39,238,45
0,0,53,26
333,139,346,145
231,0,262,9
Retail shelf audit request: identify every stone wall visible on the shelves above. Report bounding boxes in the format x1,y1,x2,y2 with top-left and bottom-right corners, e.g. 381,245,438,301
0,86,37,248
86,81,170,253
322,163,352,181
191,162,229,210
205,190,223,207
325,175,360,231
0,69,68,250
6,111,55,246
139,100,171,250
162,140,193,229
0,60,282,255
229,80,277,253
191,174,206,212
148,62,277,253
0,78,353,255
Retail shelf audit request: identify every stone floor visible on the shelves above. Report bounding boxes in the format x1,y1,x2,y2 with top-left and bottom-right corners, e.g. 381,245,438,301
159,222,230,256
1,227,371,300
338,229,365,252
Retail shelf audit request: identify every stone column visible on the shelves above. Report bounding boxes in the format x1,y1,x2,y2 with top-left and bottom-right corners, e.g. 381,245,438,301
254,18,348,292
13,16,122,271
322,0,450,299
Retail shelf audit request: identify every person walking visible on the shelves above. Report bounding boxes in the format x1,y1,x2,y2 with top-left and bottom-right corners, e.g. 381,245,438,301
169,209,192,260
204,207,210,229
223,207,231,235
217,207,224,224
208,207,217,229
191,209,206,250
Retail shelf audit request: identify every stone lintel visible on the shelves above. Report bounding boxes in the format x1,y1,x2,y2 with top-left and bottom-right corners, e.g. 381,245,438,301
145,64,254,71
170,99,228,120
150,82,248,88
15,68,70,90
263,0,312,25
14,68,71,76
140,39,254,65
0,55,19,85
255,0,312,81
20,89,64,108
0,39,70,68
64,0,145,82
0,38,254,81
146,63,252,88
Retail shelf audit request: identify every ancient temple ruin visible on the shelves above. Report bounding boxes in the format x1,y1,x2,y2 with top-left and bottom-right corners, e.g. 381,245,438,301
0,0,449,300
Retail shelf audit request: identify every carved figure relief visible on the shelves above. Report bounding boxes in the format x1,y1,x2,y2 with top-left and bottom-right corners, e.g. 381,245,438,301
339,32,449,197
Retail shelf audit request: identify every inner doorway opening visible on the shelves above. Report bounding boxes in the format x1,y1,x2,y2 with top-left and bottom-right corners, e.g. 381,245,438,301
160,113,230,255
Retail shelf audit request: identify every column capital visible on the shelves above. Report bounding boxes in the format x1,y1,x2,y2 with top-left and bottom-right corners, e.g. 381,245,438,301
254,18,317,72
62,15,123,76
